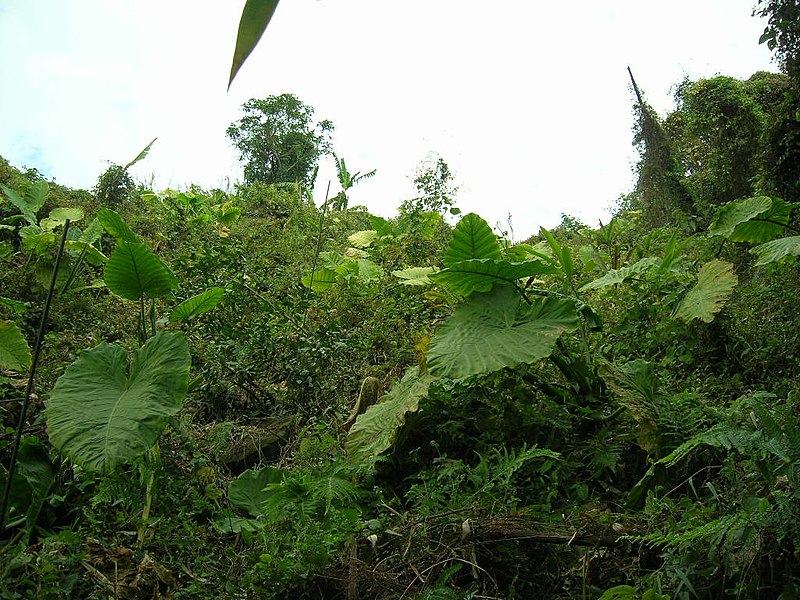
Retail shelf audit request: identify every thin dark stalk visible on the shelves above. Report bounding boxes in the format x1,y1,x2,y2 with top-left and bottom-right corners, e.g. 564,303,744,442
303,181,331,328
1,220,71,533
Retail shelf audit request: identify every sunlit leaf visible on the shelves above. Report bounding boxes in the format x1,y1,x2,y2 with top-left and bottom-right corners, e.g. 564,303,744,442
228,0,281,89
673,260,738,323
392,266,439,286
169,287,225,322
579,258,659,291
348,230,378,248
301,267,338,291
347,368,436,469
40,207,84,231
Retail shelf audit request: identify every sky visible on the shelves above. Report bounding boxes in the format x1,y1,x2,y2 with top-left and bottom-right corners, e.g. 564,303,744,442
0,1,778,240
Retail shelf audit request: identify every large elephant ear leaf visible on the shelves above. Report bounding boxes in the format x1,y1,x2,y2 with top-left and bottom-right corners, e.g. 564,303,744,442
444,213,501,267
46,331,191,473
709,196,792,243
346,368,436,470
104,241,178,300
751,236,800,266
0,320,32,371
427,285,579,380
431,258,560,297
673,260,738,324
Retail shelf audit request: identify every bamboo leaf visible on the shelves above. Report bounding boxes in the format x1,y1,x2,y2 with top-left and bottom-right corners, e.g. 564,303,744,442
124,137,158,169
228,0,281,89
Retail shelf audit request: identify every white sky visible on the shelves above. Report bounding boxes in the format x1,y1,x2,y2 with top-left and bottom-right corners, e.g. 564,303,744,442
0,1,777,240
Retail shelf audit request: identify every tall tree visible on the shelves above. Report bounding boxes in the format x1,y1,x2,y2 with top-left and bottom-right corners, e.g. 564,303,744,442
227,94,333,186
402,154,459,215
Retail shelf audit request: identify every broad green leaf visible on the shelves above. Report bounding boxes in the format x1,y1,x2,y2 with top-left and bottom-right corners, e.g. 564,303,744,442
124,137,158,169
348,230,378,248
0,181,48,225
674,260,738,323
228,0,281,89
40,207,84,231
708,196,792,243
46,331,191,472
64,240,108,265
367,215,395,238
578,257,659,291
0,320,32,371
228,466,286,516
19,225,55,255
97,208,140,242
302,267,338,291
392,266,439,286
444,213,501,267
14,438,56,540
431,258,560,297
0,297,28,314
751,236,800,266
169,287,225,322
427,285,579,380
347,368,436,468
104,241,178,300
356,259,384,283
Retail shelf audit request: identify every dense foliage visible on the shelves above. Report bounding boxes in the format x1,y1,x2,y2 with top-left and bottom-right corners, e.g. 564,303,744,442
2,5,800,599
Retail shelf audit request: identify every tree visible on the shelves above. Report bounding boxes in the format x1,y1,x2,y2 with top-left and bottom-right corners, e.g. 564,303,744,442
226,94,333,186
756,0,800,80
402,154,459,215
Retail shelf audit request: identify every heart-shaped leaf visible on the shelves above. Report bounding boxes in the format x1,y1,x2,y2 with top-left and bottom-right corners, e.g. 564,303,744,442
0,320,32,371
444,213,501,267
427,285,579,379
46,331,191,472
169,287,225,322
673,260,738,323
104,241,177,300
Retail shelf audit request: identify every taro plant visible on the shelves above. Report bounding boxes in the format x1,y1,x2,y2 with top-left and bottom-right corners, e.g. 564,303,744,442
44,209,223,542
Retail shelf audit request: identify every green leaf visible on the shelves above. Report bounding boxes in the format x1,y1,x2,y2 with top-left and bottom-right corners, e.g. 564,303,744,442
46,331,191,472
443,213,501,267
674,260,738,323
124,137,158,170
598,586,637,600
96,208,140,243
347,368,436,468
302,267,338,291
348,230,378,248
427,285,579,380
228,466,286,516
64,240,108,265
0,181,48,225
0,297,28,314
578,257,659,291
392,266,439,286
0,320,32,371
228,0,281,90
430,258,559,297
169,287,225,322
15,438,56,540
19,224,56,255
40,207,84,230
104,241,178,300
708,196,792,243
751,236,800,266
